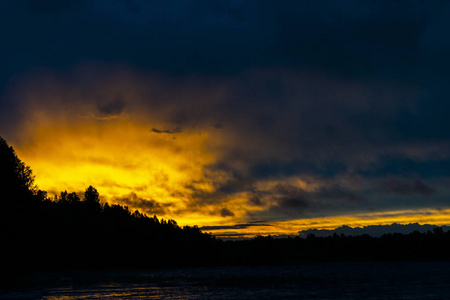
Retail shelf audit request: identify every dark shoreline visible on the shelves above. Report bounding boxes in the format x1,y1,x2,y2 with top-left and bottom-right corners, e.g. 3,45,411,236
5,228,450,276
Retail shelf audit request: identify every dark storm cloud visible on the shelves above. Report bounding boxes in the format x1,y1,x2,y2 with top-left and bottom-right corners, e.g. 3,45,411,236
358,155,450,179
183,162,256,207
250,159,348,179
186,177,254,208
264,183,366,217
413,181,434,196
319,186,364,202
274,196,309,211
96,96,126,118
248,194,263,206
220,208,235,217
212,70,428,169
383,179,434,197
269,184,310,213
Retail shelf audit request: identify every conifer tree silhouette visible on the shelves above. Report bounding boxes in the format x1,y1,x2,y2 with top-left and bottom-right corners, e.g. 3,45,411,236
0,136,36,206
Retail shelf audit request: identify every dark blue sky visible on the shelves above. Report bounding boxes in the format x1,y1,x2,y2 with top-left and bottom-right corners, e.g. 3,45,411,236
2,1,448,78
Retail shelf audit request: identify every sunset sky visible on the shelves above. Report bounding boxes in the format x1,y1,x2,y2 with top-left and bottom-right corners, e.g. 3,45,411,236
2,1,450,238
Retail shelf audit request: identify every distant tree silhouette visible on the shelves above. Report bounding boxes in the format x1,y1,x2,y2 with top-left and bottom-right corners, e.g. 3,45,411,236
433,227,444,236
84,185,101,212
68,192,80,204
84,185,100,203
35,189,48,202
59,190,69,203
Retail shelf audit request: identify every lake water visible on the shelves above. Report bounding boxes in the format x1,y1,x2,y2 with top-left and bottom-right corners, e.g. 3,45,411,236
2,262,450,299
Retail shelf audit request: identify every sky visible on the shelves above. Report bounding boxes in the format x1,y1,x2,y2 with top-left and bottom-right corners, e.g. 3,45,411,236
2,0,450,238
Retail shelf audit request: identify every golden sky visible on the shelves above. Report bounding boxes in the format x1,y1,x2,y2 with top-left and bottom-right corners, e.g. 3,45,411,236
3,2,450,238
2,66,449,238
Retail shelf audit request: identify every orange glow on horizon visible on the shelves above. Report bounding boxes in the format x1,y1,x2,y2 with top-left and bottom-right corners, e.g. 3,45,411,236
207,208,450,238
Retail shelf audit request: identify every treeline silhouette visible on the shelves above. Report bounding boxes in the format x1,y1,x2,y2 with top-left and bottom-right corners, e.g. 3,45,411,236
2,136,450,273
220,229,450,265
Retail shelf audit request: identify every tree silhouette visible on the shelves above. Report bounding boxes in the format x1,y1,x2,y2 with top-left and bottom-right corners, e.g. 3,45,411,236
84,185,101,212
84,185,100,203
68,192,80,204
0,137,36,206
59,191,69,203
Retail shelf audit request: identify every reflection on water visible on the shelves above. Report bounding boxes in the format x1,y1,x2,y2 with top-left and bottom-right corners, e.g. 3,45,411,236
2,262,450,299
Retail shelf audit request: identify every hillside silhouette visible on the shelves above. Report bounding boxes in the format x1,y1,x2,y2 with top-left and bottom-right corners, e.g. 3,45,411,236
299,223,450,238
3,136,450,274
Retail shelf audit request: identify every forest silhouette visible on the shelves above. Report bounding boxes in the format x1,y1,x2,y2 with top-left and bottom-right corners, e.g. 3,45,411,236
2,136,450,273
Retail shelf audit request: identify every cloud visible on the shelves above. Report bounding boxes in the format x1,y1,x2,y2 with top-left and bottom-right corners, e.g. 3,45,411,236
383,179,434,197
115,193,168,215
250,159,348,179
2,1,450,236
319,186,364,202
220,207,234,217
1,1,447,93
96,96,126,119
268,184,310,214
413,180,434,196
182,162,254,208
2,63,450,229
248,194,263,206
200,222,272,231
357,154,450,179
151,127,182,134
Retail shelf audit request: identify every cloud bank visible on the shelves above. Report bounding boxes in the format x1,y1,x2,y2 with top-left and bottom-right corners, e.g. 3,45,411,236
1,1,450,235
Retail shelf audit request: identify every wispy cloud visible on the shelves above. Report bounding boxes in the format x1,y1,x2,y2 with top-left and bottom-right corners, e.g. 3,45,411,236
151,127,182,134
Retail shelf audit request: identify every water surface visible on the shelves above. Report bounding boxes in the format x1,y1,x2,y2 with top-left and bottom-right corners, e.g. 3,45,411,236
2,262,450,299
